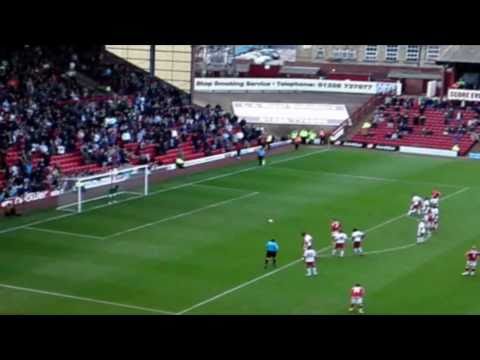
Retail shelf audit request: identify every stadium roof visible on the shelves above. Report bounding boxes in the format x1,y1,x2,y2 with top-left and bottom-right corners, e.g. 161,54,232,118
437,45,480,64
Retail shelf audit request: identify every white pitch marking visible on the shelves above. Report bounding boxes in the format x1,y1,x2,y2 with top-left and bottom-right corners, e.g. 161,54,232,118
176,244,332,315
56,191,141,211
105,192,260,239
0,148,329,236
149,148,330,196
24,227,104,240
190,183,252,193
0,282,175,315
176,186,470,314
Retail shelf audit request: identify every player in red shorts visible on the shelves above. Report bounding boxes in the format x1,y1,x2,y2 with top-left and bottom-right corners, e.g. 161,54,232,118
351,228,365,255
462,246,480,276
330,219,342,247
303,246,318,277
349,283,365,314
423,210,435,234
332,231,348,257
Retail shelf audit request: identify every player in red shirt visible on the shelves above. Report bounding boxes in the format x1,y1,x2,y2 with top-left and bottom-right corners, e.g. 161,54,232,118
331,220,342,234
330,219,342,248
349,283,365,314
462,246,480,276
430,189,441,207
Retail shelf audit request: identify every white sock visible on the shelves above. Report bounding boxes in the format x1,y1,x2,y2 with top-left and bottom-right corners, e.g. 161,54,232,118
359,247,363,254
307,268,312,276
313,267,317,275
340,250,344,257
332,249,336,256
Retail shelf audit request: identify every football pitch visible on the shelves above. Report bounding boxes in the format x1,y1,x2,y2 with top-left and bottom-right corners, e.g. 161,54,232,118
0,146,479,315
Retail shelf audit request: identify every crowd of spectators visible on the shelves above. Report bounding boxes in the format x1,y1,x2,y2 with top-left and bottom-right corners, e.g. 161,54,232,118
0,46,263,201
368,95,480,142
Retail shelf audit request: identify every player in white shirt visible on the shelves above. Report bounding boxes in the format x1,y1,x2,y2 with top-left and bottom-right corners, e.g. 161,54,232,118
408,195,423,217
430,190,441,208
332,232,348,257
303,246,318,277
431,207,439,231
421,199,431,215
351,228,365,255
423,211,435,235
301,232,313,252
417,220,427,244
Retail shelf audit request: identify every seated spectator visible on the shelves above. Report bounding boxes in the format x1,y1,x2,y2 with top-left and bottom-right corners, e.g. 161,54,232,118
443,111,450,125
413,115,420,126
4,203,21,217
452,143,460,152
419,104,425,115
361,122,371,136
419,115,427,126
421,127,434,136
391,131,401,140
467,118,478,131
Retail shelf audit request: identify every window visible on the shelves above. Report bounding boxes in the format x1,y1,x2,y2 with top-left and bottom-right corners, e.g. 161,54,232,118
426,45,441,62
385,45,399,62
364,45,378,62
315,47,325,59
332,48,356,60
406,45,420,62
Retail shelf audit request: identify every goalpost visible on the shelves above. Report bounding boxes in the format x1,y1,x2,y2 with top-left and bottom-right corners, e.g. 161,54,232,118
57,165,150,213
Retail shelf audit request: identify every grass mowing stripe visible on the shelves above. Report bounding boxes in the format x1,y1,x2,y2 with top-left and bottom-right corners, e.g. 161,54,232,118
0,282,176,315
176,244,332,315
149,148,330,195
273,166,464,189
24,227,105,240
176,186,470,314
105,192,260,239
0,148,329,236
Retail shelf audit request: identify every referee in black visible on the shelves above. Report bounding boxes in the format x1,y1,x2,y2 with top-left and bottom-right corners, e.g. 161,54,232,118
265,239,279,269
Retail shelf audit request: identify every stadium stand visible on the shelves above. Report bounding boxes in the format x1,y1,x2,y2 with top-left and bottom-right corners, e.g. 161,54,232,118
351,96,480,155
0,46,264,200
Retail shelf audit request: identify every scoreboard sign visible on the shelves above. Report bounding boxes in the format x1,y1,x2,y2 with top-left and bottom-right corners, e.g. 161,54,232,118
447,89,480,102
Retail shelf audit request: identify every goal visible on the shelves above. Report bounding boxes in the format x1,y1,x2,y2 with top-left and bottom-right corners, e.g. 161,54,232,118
57,165,150,213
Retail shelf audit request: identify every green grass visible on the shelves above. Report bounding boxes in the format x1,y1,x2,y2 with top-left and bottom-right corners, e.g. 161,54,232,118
0,146,479,315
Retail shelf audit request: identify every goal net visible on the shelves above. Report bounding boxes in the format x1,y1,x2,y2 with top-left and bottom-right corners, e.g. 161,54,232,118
57,165,150,213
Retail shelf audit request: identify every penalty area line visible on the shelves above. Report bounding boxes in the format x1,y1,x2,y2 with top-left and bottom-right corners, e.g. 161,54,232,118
0,282,176,315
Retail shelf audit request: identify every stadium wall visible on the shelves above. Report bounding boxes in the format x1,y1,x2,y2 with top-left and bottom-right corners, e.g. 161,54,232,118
105,45,193,92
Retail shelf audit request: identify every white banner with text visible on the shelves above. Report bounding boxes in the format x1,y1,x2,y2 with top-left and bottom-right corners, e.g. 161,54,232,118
194,78,399,95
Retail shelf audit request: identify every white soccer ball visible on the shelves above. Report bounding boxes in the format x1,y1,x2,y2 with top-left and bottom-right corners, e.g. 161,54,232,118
268,219,274,223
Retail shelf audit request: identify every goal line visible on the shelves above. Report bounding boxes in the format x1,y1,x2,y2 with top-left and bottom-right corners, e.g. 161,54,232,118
56,165,150,213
